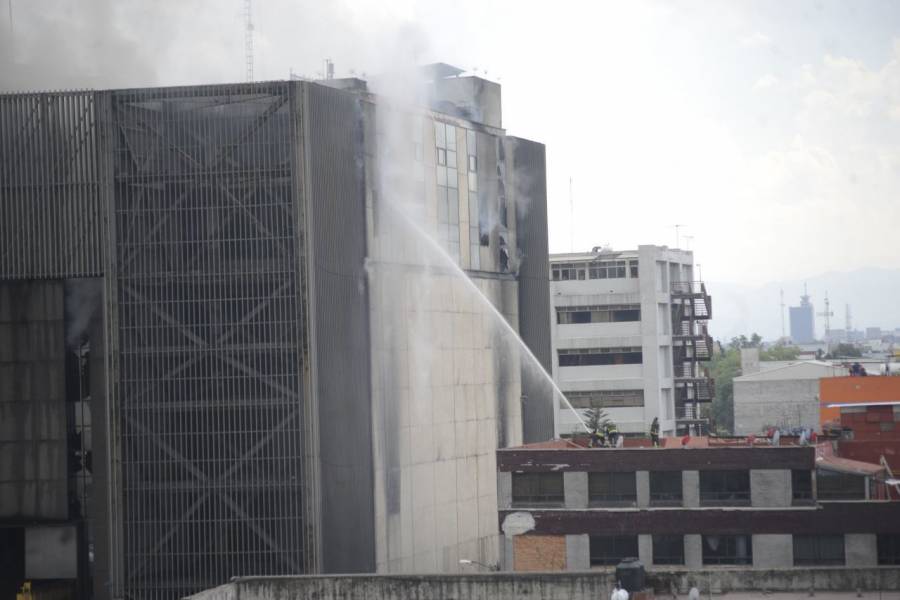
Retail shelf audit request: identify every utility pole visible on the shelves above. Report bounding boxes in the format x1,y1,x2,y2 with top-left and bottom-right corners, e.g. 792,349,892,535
244,0,254,82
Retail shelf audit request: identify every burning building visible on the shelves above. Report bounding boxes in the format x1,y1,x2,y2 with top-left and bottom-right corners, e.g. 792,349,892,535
0,64,552,599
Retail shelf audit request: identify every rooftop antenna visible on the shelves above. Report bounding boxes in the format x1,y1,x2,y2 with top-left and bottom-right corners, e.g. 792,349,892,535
817,292,834,338
674,224,685,249
780,288,786,339
569,176,574,252
243,0,254,82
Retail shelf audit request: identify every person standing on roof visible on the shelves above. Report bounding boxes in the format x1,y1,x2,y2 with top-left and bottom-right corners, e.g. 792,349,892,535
605,421,619,448
650,417,660,447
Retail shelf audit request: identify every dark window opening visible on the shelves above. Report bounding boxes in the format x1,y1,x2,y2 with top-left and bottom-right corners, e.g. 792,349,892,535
499,237,509,272
511,472,564,506
558,347,643,367
649,471,683,505
702,535,752,565
629,260,639,278
653,535,685,565
588,472,637,506
816,469,866,500
877,534,900,565
590,535,639,567
566,389,644,409
792,469,814,504
793,535,845,566
699,470,750,505
557,305,641,324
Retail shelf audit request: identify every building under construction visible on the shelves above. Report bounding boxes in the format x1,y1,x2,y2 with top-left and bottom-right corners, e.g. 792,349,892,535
0,66,552,599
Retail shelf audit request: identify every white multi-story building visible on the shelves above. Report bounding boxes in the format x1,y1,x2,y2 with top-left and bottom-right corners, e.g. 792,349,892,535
549,245,713,437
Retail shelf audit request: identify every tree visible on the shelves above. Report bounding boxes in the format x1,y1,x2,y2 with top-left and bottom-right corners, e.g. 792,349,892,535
827,343,862,359
760,345,800,361
583,407,611,433
708,343,741,434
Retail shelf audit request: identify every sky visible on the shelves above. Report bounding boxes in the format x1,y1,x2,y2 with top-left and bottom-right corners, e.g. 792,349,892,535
2,0,899,291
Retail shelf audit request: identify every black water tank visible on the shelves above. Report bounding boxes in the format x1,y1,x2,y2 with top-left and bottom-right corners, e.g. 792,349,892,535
615,557,645,592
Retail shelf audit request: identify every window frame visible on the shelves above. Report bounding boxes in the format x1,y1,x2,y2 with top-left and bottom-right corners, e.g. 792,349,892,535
793,534,845,566
588,471,637,506
589,535,639,567
652,535,685,566
877,534,900,565
699,470,751,506
791,469,814,504
701,534,753,566
816,469,867,501
649,471,683,506
511,472,564,507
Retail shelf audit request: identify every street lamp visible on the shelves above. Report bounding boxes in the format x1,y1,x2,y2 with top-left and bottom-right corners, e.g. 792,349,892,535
459,558,499,571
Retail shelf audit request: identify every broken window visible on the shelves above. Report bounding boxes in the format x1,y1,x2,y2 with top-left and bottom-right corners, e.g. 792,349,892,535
556,304,641,324
511,472,564,506
434,120,460,262
702,535,752,565
653,535,685,565
499,236,509,272
589,535,639,566
793,535,845,566
466,129,480,269
649,471,682,505
588,472,637,506
699,470,750,505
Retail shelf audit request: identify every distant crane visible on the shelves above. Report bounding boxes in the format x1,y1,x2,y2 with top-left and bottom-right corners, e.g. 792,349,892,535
818,292,834,338
243,0,254,82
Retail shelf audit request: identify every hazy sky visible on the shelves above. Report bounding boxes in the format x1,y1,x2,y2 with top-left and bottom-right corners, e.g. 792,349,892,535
2,0,899,287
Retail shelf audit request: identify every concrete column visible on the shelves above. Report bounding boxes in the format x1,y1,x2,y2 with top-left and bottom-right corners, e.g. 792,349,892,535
682,471,699,507
638,534,653,567
750,470,791,507
566,534,590,571
497,471,512,509
684,534,702,569
564,472,588,509
636,471,650,508
845,533,878,567
501,535,514,571
752,534,792,568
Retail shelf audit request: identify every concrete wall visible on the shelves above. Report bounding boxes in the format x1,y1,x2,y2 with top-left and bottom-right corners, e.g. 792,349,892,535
367,109,523,574
565,535,589,570
752,534,793,568
845,533,878,567
682,470,699,507
185,569,900,600
563,472,588,509
751,469,792,507
734,379,821,435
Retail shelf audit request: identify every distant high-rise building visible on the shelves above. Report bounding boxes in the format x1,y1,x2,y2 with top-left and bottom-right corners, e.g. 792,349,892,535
790,290,815,344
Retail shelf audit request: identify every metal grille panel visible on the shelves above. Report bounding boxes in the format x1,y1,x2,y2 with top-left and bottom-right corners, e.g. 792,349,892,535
0,91,103,279
103,82,310,600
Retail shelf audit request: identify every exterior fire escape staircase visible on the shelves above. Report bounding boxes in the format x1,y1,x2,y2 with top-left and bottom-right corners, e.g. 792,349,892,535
671,281,715,434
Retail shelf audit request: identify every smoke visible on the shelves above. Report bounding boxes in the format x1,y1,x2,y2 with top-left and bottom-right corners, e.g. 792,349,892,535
64,278,102,348
0,0,158,92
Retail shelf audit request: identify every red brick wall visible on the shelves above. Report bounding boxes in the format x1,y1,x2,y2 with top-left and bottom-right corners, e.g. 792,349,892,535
514,535,567,572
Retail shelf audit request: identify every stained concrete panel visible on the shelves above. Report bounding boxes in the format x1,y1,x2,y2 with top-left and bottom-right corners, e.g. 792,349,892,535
751,470,792,507
753,534,792,568
564,472,588,509
846,533,877,567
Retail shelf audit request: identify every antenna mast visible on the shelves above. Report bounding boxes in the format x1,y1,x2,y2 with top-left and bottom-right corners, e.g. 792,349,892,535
817,292,834,338
780,288,785,339
244,0,254,82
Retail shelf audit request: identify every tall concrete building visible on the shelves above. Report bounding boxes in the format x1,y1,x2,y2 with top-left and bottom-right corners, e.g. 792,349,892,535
549,246,713,437
790,290,816,344
0,65,552,600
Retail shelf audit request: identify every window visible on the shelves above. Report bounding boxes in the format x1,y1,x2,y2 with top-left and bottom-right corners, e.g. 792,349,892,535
551,262,587,281
649,471,682,505
435,121,459,261
511,472,564,506
465,129,480,269
793,535,845,566
877,534,900,565
816,469,866,500
558,347,643,367
699,470,750,505
556,305,641,324
588,472,636,505
566,389,644,409
629,260,639,278
702,535,752,565
792,470,813,503
590,535,639,566
653,535,684,565
587,260,628,279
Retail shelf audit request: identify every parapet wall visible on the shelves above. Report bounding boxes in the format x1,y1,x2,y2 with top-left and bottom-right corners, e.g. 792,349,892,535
185,568,900,600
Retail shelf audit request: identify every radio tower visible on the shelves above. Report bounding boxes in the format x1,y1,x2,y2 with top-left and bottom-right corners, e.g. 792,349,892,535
817,292,834,339
244,0,254,82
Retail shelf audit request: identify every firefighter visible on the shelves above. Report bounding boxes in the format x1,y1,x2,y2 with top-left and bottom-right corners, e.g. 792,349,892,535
605,422,619,448
650,417,660,447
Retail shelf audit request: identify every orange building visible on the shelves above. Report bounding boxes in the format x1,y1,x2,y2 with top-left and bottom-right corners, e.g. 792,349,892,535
820,376,900,427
